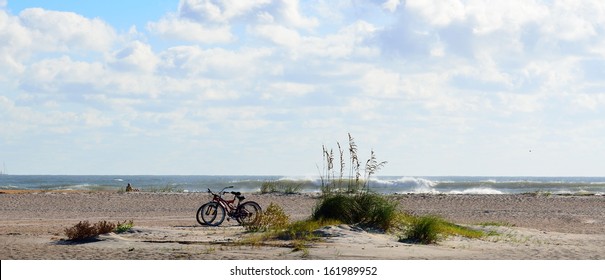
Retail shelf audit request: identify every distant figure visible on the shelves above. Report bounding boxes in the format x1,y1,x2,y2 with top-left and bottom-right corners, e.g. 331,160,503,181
125,183,139,192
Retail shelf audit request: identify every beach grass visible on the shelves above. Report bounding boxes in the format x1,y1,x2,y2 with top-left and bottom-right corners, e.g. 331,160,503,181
115,220,134,233
246,202,290,232
260,180,304,194
312,192,398,231
398,215,486,244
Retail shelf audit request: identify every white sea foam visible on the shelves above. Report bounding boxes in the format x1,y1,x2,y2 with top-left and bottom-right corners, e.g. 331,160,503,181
446,188,504,195
393,177,439,193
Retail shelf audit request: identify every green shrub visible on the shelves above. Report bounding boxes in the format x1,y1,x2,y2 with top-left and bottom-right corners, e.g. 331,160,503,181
278,219,326,241
401,216,442,244
312,192,398,231
312,194,357,224
355,193,398,230
399,216,485,244
246,203,289,232
115,220,134,233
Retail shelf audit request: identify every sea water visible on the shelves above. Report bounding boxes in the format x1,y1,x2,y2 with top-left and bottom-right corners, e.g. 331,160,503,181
1,175,604,195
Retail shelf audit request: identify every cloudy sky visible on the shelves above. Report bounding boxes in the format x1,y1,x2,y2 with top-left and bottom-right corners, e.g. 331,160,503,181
1,0,605,176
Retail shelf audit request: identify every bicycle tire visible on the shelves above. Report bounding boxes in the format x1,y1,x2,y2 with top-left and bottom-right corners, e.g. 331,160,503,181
235,201,262,226
197,202,226,226
196,202,214,226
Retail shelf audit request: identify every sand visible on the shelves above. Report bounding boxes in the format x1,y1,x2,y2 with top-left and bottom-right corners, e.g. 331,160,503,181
0,191,604,260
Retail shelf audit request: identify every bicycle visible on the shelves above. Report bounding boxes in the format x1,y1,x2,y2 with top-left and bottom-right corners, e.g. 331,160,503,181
196,186,262,226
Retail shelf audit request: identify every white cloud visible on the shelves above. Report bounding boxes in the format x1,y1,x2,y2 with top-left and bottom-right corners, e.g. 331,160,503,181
571,94,605,111
253,20,377,58
18,8,116,52
278,0,318,30
157,45,272,79
382,0,402,12
109,41,158,73
0,11,31,74
540,0,605,41
20,56,106,94
260,82,315,100
406,0,466,27
147,16,234,44
178,0,271,23
465,0,548,35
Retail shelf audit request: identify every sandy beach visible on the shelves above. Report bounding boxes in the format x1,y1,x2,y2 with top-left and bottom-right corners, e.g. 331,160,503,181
0,191,604,260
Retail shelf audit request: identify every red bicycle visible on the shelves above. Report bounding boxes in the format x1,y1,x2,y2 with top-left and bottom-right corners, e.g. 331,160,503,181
196,186,262,226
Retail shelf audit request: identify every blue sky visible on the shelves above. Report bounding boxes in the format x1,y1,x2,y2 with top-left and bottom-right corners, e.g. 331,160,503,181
1,0,605,176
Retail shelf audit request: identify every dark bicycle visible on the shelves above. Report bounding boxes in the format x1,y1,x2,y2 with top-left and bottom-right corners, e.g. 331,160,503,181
196,186,262,226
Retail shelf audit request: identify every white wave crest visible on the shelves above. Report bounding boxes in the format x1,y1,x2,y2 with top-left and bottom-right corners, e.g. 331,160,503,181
392,177,439,193
446,188,504,195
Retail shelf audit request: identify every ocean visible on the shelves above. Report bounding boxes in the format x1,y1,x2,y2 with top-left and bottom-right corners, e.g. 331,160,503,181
1,175,604,195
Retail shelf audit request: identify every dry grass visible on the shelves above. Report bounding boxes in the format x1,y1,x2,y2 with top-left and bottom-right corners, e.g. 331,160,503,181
64,220,117,241
246,202,290,232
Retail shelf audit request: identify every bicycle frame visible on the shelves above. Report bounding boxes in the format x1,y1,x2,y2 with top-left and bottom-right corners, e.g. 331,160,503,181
208,186,244,218
197,186,262,226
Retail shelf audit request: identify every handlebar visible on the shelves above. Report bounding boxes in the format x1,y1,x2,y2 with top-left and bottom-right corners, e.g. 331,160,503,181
207,186,244,200
207,186,235,195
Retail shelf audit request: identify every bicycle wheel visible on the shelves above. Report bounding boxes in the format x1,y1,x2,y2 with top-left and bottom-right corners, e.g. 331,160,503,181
235,201,262,226
197,202,226,226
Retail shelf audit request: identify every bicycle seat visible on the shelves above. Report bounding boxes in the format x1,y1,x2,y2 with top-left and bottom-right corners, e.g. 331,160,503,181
231,191,245,201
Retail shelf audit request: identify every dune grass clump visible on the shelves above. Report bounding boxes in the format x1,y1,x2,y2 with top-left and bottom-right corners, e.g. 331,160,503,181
115,220,134,233
313,134,397,230
312,194,357,223
278,219,329,241
64,221,97,241
312,192,398,231
399,216,485,244
355,192,398,230
65,220,116,241
65,220,137,240
95,220,116,235
401,216,442,244
246,203,290,232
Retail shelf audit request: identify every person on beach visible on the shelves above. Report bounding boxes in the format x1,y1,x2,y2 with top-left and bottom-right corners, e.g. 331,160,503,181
125,183,139,192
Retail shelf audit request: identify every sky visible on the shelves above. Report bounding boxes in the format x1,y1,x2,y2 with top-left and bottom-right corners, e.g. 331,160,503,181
1,0,605,176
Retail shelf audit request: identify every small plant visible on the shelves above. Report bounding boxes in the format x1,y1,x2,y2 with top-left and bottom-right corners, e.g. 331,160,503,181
64,220,117,241
401,216,442,244
312,194,357,224
115,220,134,233
246,203,289,232
65,221,97,241
312,192,398,231
95,220,116,235
400,216,485,244
291,240,310,258
476,221,514,227
354,192,397,230
278,219,325,241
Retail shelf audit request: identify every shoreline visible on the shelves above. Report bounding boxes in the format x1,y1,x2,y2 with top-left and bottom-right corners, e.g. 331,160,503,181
1,191,604,259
